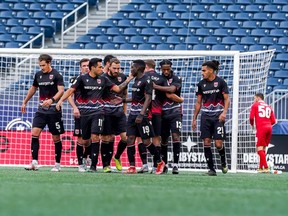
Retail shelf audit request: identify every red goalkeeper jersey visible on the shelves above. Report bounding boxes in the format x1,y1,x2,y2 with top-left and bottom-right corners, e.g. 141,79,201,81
249,101,276,129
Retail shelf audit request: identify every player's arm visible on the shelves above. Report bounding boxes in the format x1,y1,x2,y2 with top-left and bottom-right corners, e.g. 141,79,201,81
153,83,176,93
56,88,76,111
270,108,276,126
135,93,151,124
219,93,230,122
166,93,184,103
192,94,202,131
249,104,255,127
111,74,134,93
123,88,128,114
68,95,80,118
21,85,37,114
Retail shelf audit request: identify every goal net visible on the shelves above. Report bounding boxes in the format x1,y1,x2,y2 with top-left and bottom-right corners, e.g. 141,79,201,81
0,49,275,172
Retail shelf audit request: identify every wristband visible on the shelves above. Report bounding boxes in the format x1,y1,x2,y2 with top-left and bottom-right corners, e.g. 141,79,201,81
51,98,56,103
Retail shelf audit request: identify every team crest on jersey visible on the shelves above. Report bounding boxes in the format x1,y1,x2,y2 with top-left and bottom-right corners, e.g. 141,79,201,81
49,75,54,80
214,82,218,87
203,84,206,87
40,75,42,79
97,79,101,84
86,79,89,82
117,77,122,82
137,81,141,86
169,78,173,84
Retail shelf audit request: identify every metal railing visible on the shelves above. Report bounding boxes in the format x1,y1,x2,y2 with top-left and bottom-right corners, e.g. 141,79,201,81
20,33,45,49
105,0,121,19
61,2,89,49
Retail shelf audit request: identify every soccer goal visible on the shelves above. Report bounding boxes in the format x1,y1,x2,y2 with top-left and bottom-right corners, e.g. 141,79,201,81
0,49,275,173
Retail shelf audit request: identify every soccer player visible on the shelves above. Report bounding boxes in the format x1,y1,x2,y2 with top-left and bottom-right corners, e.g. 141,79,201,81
101,58,128,173
123,59,165,174
153,59,184,174
56,58,134,172
67,58,91,172
103,55,115,73
249,93,276,173
21,54,65,172
192,60,230,176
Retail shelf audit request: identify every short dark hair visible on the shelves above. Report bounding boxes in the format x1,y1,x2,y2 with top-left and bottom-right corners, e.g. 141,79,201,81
104,55,116,65
159,59,172,67
89,58,102,70
202,60,220,72
38,54,52,63
79,58,89,66
255,93,264,100
133,60,146,72
110,58,120,65
145,59,156,69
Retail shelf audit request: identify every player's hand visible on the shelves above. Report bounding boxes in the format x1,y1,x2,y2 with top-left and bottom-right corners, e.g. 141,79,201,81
21,103,27,114
56,101,62,111
110,96,123,105
42,99,52,108
192,119,197,131
135,114,144,124
219,112,226,122
153,82,158,89
73,107,80,118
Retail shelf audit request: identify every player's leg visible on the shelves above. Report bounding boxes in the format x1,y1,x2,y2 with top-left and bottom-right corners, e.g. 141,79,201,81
214,120,228,174
137,137,149,173
25,112,45,170
73,117,85,172
161,118,170,173
170,115,182,174
151,114,162,172
200,115,216,176
48,113,65,172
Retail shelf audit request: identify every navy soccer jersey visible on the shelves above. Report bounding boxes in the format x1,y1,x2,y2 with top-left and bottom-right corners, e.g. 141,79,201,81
130,74,153,116
162,73,182,117
145,70,167,114
33,69,64,114
71,73,115,116
102,72,127,115
196,76,229,118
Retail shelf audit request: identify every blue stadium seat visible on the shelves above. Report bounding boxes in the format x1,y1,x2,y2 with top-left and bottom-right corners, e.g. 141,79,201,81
222,36,240,44
156,43,174,50
61,3,77,12
138,44,156,50
250,29,269,36
84,43,101,49
214,28,232,36
190,5,208,12
67,43,84,49
0,11,16,19
245,5,263,12
12,3,29,11
230,44,248,51
267,77,283,86
141,27,159,36
128,12,144,20
276,53,288,61
273,0,287,5
130,35,148,44
39,19,56,38
232,29,250,36
112,36,129,44
106,27,123,36
170,20,187,28
147,36,166,44
0,26,9,34
263,5,282,12
188,21,205,28
156,4,173,13
283,5,288,12
271,13,288,21
33,11,49,19
259,37,277,45
15,34,33,43
87,27,105,36
260,21,280,29
185,36,202,44
29,3,44,11
203,36,221,45
195,28,213,36
284,79,288,86
138,4,154,12
269,62,284,71
6,18,22,27
28,26,44,35
268,45,286,54
123,28,140,36
0,34,16,42
43,3,62,12
274,70,288,78
152,20,169,28
216,12,234,20
198,12,216,20
111,12,128,21
206,21,224,29
22,18,40,27
158,28,177,36
95,35,112,43
253,13,271,20
273,85,288,91
234,13,253,20
165,0,181,4
76,35,95,43
135,20,151,28
120,4,138,12
211,44,230,50
147,0,163,3
249,44,268,51
224,20,242,28
99,20,117,28
210,5,227,12
166,36,185,44
178,28,195,36
162,12,180,20
174,44,193,50
16,11,33,19
242,21,261,29
144,12,161,20
240,36,259,45
5,42,22,48
194,44,211,50
226,4,245,12
270,29,288,37
10,26,27,34
173,5,190,12
278,37,288,45
279,21,288,29
102,43,119,50
50,11,68,30
119,43,138,50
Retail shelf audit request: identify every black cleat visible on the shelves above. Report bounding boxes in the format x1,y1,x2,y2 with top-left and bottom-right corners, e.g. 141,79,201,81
87,166,97,173
172,166,179,174
204,169,217,176
163,165,168,174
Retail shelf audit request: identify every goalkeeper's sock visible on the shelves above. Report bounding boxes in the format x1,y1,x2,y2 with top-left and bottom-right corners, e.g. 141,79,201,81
258,150,267,169
204,146,215,171
31,136,39,161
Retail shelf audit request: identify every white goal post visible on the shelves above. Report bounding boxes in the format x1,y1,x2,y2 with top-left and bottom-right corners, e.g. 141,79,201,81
0,49,275,172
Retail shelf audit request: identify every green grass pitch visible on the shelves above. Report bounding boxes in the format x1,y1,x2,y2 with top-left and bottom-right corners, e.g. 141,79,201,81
0,167,287,216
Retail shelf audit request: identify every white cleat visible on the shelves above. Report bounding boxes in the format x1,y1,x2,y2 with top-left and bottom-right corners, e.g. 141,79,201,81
51,163,61,172
25,160,38,171
78,165,86,172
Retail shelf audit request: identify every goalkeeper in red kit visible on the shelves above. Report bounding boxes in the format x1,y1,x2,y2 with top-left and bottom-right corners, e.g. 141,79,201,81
249,93,276,173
